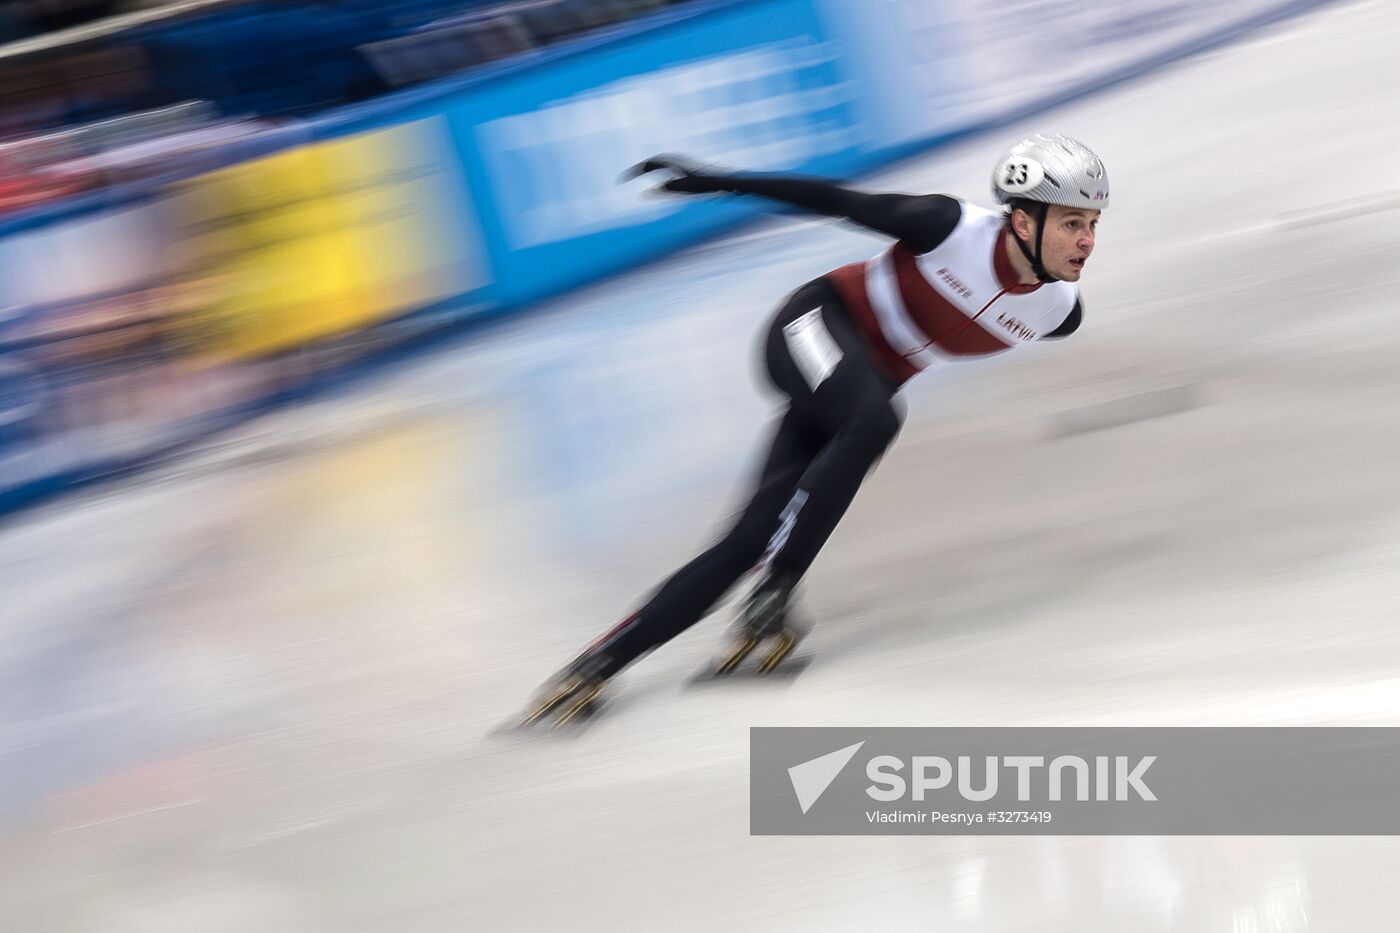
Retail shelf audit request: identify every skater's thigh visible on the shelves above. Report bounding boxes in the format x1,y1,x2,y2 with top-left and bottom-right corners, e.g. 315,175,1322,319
767,286,899,437
739,407,819,517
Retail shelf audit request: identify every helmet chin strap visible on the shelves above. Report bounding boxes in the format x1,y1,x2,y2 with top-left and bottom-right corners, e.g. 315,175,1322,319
1011,202,1058,283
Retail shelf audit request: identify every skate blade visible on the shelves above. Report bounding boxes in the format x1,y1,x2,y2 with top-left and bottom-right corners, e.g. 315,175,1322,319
713,633,761,676
553,681,604,728
756,630,798,674
688,640,812,687
519,678,581,728
492,706,608,740
499,681,608,737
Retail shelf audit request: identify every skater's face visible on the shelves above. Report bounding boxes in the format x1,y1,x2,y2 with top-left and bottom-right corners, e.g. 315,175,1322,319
1013,205,1100,282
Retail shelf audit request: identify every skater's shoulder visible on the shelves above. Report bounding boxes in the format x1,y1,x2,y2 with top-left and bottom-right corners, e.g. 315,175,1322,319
914,193,966,227
888,194,963,253
956,201,1005,230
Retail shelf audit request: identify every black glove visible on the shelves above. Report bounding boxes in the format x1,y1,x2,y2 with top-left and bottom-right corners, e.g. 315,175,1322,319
622,154,732,195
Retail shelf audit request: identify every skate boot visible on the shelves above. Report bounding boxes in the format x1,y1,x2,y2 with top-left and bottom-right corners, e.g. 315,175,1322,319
714,572,805,676
520,649,618,728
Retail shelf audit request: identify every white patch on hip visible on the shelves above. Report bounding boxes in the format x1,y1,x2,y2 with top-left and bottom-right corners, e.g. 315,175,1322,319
783,308,843,391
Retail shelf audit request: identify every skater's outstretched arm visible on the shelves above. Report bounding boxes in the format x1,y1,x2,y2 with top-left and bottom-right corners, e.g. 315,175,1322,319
627,155,961,254
725,177,959,254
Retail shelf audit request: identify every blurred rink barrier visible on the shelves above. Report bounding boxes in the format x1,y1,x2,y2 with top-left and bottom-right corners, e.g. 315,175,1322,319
0,0,1336,516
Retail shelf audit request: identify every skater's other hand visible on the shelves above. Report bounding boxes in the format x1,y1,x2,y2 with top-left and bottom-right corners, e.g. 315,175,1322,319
622,154,730,195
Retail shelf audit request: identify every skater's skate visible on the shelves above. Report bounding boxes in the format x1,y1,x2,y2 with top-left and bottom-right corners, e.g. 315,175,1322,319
713,572,805,676
520,649,617,728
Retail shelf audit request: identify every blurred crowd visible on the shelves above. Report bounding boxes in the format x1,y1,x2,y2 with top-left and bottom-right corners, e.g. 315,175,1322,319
0,0,695,215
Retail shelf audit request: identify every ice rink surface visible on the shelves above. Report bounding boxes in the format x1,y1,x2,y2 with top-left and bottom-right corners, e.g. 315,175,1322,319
4,1,1400,929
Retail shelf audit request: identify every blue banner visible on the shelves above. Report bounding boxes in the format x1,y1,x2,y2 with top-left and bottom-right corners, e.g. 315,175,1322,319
438,0,861,306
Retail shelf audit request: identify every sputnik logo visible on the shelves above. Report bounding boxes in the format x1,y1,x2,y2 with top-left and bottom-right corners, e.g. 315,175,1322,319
787,741,865,814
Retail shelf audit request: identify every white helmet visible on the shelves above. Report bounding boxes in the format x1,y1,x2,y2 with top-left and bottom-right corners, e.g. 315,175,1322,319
991,133,1109,211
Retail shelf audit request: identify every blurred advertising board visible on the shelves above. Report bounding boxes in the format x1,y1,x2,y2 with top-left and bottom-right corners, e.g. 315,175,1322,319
816,0,1329,144
169,117,484,359
0,116,486,512
445,0,863,306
